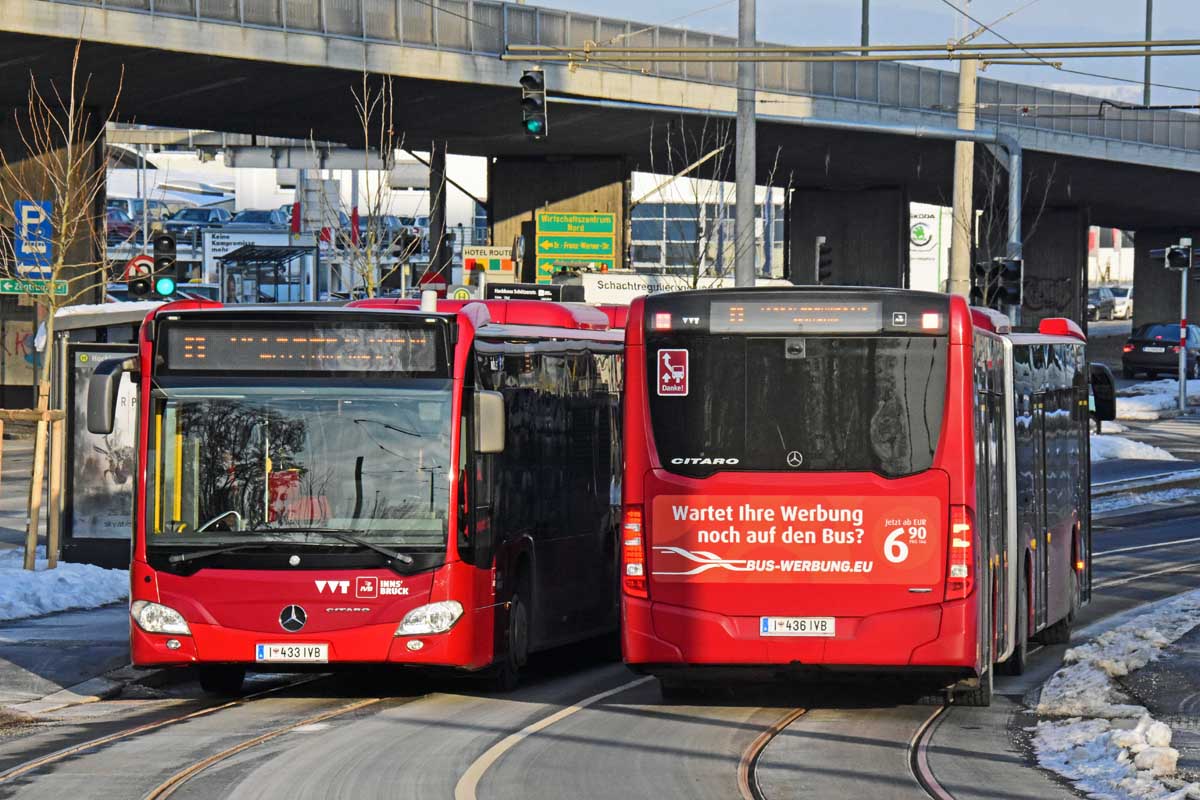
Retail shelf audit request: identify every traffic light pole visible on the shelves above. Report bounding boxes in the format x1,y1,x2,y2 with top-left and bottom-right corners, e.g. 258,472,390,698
1180,237,1192,413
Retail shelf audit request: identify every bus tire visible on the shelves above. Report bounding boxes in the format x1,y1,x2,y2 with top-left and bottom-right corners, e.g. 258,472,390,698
197,665,245,696
997,586,1028,676
489,571,531,692
953,668,992,707
1038,572,1077,645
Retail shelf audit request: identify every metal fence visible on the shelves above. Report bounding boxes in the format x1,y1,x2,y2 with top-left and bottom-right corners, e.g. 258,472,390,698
46,0,1200,152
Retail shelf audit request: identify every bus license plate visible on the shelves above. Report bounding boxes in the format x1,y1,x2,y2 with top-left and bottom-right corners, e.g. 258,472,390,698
255,643,329,663
760,617,835,637
1143,346,1165,353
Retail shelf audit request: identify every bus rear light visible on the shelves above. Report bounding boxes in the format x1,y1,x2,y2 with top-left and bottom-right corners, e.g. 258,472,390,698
654,312,672,330
622,506,648,598
1076,559,1086,572
921,312,941,330
945,506,975,601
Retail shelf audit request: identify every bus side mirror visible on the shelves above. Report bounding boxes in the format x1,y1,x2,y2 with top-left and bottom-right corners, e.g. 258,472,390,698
87,357,137,435
1089,362,1116,422
475,390,505,454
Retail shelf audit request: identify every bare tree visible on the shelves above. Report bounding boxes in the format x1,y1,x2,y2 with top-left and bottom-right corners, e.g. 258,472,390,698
0,41,123,569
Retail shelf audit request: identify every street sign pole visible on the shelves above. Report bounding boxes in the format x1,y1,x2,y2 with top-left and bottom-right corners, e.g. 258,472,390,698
1181,237,1192,413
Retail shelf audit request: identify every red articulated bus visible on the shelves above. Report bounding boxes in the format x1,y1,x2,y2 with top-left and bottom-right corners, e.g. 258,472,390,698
88,298,623,693
619,287,1095,704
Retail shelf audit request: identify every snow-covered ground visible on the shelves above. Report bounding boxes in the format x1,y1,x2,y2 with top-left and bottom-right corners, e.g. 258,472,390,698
1093,487,1200,515
1091,435,1179,463
0,547,128,622
1116,379,1200,421
1034,589,1200,800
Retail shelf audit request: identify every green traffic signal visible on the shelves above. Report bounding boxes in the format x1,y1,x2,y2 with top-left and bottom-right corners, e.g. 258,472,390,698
524,118,545,135
155,275,177,297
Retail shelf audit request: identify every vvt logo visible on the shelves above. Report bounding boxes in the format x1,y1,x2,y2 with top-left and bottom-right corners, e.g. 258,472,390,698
315,580,349,594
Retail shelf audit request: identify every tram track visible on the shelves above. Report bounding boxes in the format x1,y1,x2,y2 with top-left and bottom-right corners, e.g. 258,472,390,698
144,695,383,799
0,674,328,787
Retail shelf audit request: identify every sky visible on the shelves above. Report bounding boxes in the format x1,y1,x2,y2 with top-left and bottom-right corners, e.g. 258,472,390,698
528,0,1200,106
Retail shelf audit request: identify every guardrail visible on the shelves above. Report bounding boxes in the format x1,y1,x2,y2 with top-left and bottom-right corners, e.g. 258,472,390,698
40,0,1200,153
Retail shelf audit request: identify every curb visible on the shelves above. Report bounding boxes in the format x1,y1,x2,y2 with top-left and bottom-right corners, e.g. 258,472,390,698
1091,468,1200,498
1,664,187,717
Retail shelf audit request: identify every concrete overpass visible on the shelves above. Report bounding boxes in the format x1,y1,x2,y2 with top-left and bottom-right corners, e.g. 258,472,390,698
3,0,1200,330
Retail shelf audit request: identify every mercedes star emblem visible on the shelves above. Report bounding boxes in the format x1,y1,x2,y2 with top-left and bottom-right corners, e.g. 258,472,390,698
786,450,804,468
279,605,307,632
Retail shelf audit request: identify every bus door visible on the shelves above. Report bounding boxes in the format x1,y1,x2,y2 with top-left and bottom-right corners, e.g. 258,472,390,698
1032,386,1049,632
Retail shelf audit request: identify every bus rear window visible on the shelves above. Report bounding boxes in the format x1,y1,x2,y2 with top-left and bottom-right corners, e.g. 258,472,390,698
646,335,948,477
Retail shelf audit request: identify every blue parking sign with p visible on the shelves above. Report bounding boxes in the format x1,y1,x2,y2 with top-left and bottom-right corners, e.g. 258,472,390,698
14,200,53,271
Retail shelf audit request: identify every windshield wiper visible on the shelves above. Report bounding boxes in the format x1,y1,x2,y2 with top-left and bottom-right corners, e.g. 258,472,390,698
257,528,415,568
166,543,264,565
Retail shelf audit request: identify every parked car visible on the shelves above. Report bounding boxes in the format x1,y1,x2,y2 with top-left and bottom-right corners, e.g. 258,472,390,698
1111,285,1134,319
224,208,290,229
107,197,175,223
1087,287,1116,320
106,207,137,246
163,206,232,239
1122,322,1200,379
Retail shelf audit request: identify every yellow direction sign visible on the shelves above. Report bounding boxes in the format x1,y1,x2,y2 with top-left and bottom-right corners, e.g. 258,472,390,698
534,211,617,283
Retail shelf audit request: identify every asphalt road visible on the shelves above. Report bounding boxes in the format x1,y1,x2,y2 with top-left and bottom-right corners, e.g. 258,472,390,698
1,503,1198,800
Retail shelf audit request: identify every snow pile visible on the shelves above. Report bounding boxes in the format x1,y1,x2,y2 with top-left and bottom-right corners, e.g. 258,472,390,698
1034,588,1200,800
1117,393,1182,421
1090,435,1179,463
1093,487,1200,515
1118,378,1200,400
0,547,128,622
1103,421,1129,434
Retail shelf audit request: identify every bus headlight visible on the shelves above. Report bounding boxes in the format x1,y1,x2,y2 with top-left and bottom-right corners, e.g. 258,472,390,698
395,601,463,636
131,600,192,636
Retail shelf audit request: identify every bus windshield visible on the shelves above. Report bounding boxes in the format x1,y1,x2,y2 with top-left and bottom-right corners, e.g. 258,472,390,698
646,335,947,477
147,384,452,549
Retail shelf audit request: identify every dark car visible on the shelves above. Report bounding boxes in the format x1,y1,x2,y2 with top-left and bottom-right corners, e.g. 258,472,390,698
163,206,232,239
1087,287,1116,321
106,208,137,245
224,208,289,229
1122,322,1200,379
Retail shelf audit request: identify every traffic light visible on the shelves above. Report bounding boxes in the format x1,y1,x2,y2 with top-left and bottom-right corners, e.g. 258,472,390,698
996,257,1023,306
127,259,153,299
519,70,547,140
817,241,834,284
970,260,1000,307
152,232,179,298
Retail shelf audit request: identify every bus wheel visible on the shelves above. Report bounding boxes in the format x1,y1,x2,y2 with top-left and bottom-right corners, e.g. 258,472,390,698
952,668,992,707
197,665,245,696
997,588,1028,676
1038,571,1077,645
489,577,531,692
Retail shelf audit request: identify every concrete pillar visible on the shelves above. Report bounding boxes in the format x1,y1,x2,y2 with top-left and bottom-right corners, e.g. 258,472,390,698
1132,229,1200,330
427,140,451,284
1018,207,1089,330
787,188,909,287
489,157,630,283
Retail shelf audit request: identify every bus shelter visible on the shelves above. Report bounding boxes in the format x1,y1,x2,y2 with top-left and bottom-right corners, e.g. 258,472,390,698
48,302,161,568
219,244,321,303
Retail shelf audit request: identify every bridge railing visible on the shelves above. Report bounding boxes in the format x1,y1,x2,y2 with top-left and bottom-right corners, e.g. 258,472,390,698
55,0,1200,152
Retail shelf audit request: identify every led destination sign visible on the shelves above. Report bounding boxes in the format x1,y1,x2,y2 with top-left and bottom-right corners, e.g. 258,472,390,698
163,323,440,373
710,300,884,334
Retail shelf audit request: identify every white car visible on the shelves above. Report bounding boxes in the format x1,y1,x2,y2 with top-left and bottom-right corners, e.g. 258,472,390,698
1112,285,1133,319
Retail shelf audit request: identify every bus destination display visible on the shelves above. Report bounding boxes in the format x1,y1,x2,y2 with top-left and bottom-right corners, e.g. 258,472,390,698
164,324,439,372
709,300,883,334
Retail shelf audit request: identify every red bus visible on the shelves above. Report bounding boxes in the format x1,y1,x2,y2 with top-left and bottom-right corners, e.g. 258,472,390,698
620,287,1097,704
88,298,623,693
